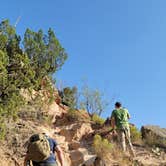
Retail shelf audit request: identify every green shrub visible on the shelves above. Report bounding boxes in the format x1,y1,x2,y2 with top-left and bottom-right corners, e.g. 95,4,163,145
130,125,141,142
67,109,79,121
93,134,113,158
0,121,6,140
59,86,78,109
67,109,91,122
92,114,105,125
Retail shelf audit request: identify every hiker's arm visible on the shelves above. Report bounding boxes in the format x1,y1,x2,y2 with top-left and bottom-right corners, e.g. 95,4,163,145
24,154,28,166
127,110,130,119
111,110,116,130
55,145,63,166
111,117,116,130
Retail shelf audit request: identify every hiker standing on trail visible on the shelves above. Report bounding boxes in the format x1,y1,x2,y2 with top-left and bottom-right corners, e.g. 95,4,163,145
24,133,64,166
111,102,135,157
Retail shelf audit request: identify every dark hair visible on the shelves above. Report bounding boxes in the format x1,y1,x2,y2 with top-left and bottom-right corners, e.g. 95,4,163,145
115,102,121,108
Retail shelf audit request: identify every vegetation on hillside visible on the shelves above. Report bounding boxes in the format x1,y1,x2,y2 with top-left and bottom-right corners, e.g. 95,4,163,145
79,85,109,116
0,19,67,136
58,86,78,109
91,114,105,125
130,125,142,143
93,134,113,159
58,83,109,117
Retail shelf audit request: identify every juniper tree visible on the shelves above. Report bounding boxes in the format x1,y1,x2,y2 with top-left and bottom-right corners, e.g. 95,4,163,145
0,19,67,123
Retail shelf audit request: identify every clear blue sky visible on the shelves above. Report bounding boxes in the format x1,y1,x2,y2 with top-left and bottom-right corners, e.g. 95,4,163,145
1,0,166,128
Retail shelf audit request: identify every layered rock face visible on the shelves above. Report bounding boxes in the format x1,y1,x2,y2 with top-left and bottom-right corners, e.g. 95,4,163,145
56,118,95,166
141,125,166,148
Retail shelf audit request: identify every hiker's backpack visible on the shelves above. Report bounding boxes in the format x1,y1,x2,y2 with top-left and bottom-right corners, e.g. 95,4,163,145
27,134,51,162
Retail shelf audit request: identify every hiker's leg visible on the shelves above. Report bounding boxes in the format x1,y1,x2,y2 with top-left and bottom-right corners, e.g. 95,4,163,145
124,127,135,156
117,130,126,152
121,130,126,152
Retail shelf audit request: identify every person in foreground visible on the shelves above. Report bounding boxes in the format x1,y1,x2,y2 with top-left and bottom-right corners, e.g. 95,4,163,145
111,102,135,157
24,133,63,166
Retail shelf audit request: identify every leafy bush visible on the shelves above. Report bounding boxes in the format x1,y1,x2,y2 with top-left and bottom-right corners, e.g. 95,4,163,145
92,114,105,125
93,134,113,158
93,133,135,165
130,125,141,142
59,86,78,109
67,109,79,121
67,109,91,122
0,121,6,140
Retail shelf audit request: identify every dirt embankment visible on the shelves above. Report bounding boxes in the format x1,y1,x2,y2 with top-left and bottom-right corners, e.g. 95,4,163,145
1,98,166,166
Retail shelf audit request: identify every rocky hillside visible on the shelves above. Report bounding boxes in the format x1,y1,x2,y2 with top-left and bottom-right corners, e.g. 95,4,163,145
1,94,166,166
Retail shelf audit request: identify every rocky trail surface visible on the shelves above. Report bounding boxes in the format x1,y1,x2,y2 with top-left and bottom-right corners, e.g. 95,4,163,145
0,100,166,166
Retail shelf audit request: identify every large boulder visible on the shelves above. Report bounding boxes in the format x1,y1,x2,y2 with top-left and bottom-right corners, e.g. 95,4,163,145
141,125,166,148
70,148,100,166
59,123,93,142
69,141,81,150
69,150,84,166
56,151,71,166
47,101,67,122
80,155,97,166
81,156,107,166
